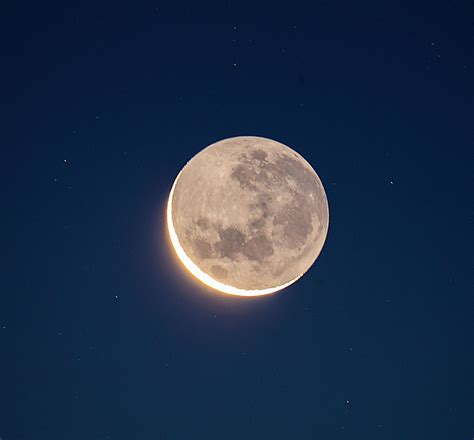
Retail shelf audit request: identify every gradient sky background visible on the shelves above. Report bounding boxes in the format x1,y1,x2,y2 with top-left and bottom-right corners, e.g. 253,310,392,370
2,1,473,439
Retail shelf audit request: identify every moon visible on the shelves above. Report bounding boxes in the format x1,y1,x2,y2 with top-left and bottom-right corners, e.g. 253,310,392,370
167,136,329,296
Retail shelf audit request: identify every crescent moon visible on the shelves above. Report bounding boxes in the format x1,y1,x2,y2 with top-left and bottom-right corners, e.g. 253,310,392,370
166,136,329,296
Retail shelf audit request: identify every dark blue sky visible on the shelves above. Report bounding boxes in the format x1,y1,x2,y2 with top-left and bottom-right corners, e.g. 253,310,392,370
2,1,473,439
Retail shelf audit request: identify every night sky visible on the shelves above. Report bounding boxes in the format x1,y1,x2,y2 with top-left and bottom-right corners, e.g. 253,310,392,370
2,1,473,439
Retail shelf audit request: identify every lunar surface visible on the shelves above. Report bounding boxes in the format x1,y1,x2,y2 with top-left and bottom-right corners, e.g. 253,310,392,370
167,136,329,296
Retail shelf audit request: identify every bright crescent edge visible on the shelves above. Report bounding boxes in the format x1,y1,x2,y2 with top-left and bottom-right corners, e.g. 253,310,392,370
166,168,304,296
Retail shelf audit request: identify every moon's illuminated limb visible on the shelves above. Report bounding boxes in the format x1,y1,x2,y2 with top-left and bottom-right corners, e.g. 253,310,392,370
166,169,303,297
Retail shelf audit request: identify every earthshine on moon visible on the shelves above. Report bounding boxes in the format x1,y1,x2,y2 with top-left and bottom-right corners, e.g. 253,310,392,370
167,136,329,296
